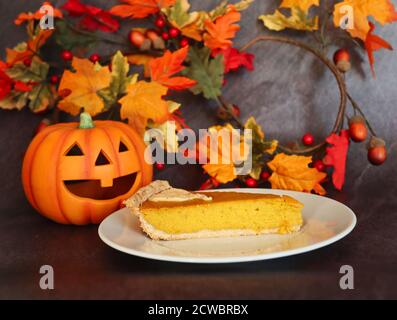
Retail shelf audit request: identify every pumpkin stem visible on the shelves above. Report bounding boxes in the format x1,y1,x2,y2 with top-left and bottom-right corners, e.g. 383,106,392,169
79,112,95,129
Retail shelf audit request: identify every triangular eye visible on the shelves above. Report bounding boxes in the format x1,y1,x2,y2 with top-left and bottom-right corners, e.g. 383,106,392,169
119,140,129,152
95,150,111,166
65,143,84,156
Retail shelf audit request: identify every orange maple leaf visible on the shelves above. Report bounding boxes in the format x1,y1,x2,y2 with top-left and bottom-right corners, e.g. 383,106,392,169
15,2,63,25
110,0,175,19
333,0,397,41
150,46,196,90
365,22,393,77
203,9,241,51
58,58,111,116
119,80,169,135
6,29,53,66
267,153,327,195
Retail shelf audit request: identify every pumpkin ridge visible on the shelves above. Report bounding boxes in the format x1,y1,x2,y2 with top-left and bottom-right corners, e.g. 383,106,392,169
54,128,76,224
24,126,66,213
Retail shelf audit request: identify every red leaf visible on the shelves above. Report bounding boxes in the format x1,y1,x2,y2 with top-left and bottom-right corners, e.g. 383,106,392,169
62,0,87,16
213,47,254,73
110,0,176,19
365,22,393,77
62,0,120,33
150,46,196,90
323,130,350,191
0,70,12,100
14,81,32,92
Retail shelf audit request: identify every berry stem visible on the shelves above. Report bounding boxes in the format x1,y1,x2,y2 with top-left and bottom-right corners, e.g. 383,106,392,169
346,91,377,136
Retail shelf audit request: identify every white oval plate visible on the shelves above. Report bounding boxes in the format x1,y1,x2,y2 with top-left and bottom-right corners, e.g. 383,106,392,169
98,189,356,264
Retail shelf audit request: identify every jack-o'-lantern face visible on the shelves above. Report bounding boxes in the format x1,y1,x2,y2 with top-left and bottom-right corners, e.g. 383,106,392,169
22,114,152,225
61,138,142,201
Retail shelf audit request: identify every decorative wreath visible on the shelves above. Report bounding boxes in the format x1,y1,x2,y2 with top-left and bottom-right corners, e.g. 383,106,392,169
0,0,393,194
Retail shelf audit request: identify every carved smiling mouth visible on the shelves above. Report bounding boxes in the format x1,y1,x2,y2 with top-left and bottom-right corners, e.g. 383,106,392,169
64,172,138,200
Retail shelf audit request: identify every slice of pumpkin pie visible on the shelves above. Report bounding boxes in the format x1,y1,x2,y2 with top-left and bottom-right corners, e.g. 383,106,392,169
124,181,303,241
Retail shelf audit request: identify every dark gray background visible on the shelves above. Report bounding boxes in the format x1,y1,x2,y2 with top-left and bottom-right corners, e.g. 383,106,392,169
0,0,396,299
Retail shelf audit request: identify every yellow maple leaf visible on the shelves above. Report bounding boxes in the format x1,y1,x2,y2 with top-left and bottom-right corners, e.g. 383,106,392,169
58,58,111,116
119,80,169,135
201,124,248,184
267,153,326,195
333,0,397,40
280,0,319,14
259,1,319,32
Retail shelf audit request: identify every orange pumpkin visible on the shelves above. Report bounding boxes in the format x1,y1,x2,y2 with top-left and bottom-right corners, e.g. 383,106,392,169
22,112,152,225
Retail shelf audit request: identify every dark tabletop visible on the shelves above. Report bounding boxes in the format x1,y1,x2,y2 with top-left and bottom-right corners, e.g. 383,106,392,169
1,0,397,299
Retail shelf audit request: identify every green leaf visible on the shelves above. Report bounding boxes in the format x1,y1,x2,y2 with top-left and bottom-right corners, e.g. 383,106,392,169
249,162,263,180
0,92,29,110
28,84,53,113
4,59,52,113
54,20,97,50
98,51,133,110
259,7,318,32
6,58,49,82
244,116,265,143
182,46,224,100
164,0,192,28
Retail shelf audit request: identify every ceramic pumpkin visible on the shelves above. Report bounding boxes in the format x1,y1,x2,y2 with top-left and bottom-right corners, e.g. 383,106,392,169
22,112,152,225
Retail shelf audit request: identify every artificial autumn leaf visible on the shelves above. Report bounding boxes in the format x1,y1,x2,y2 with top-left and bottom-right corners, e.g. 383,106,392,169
259,7,318,32
210,0,254,20
0,92,29,110
15,1,63,25
0,70,13,101
323,130,350,191
213,47,254,73
58,57,111,116
182,46,224,99
110,0,175,19
150,46,196,90
6,29,53,66
146,101,181,152
119,79,169,135
333,0,397,41
163,0,204,41
280,0,319,13
244,117,278,179
365,22,393,77
28,83,55,113
1,58,52,112
203,9,241,51
62,0,120,32
98,51,133,109
267,153,326,195
201,125,248,183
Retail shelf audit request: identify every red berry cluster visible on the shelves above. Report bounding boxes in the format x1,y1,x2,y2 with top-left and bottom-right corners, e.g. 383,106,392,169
154,15,189,47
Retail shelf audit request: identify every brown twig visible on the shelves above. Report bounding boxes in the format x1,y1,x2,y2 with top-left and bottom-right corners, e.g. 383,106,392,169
219,35,348,155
